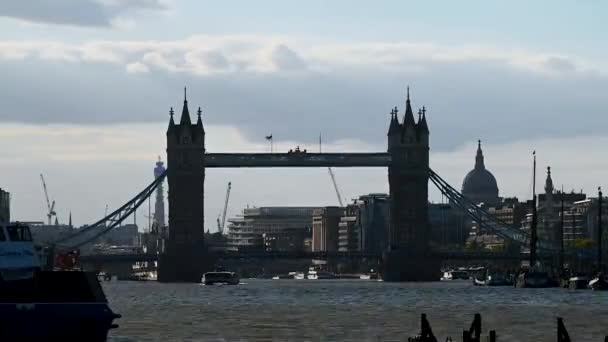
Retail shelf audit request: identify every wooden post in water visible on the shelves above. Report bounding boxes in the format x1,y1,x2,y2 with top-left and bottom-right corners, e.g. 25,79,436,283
463,313,481,342
557,317,571,342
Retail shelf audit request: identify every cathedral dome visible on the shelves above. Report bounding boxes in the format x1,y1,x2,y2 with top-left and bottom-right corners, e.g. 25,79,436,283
461,140,499,205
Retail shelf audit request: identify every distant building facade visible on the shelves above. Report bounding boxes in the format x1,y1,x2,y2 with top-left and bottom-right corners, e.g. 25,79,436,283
337,194,390,253
227,206,317,252
103,224,140,246
0,188,9,224
312,207,343,252
429,203,468,247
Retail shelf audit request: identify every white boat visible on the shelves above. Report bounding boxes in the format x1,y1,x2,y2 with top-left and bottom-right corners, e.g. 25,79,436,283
307,267,336,280
0,222,40,281
359,274,371,280
441,269,469,281
294,272,306,280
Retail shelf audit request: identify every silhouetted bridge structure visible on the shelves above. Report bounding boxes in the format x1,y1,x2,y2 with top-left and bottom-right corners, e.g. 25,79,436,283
50,89,565,281
205,152,391,168
79,250,527,264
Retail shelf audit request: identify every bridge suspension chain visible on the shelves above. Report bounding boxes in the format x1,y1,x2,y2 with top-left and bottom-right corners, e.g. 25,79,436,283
51,169,168,249
428,168,559,253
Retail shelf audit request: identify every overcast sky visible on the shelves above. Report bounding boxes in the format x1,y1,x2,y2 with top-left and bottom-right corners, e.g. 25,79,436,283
1,1,607,229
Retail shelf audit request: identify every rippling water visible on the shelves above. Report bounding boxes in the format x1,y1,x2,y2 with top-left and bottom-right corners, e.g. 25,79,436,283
104,280,608,341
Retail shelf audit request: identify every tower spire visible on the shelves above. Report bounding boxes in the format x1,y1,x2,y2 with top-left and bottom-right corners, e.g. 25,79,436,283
475,139,485,170
403,85,415,128
388,107,399,135
418,106,429,133
180,87,191,125
545,166,554,194
196,106,204,133
167,107,175,134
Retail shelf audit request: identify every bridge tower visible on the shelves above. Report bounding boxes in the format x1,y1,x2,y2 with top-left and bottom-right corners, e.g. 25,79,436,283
158,89,208,282
383,88,439,281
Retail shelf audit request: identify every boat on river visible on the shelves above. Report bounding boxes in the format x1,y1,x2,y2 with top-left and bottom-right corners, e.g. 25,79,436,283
0,222,120,340
307,267,336,280
567,276,590,290
202,271,240,285
516,270,558,288
588,273,608,290
441,269,470,281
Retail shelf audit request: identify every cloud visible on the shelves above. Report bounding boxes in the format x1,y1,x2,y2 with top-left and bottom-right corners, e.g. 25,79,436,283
0,35,599,76
0,35,607,151
271,44,307,71
0,0,168,27
126,61,149,73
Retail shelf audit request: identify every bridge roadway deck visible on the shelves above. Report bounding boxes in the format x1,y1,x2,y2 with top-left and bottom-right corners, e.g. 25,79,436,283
204,153,391,168
79,250,525,264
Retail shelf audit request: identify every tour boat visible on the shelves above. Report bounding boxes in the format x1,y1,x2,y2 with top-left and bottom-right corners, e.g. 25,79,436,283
0,222,121,340
202,271,240,285
294,272,306,280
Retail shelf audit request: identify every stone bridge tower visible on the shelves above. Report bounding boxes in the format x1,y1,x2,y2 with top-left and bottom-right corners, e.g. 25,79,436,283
384,88,438,281
159,89,208,282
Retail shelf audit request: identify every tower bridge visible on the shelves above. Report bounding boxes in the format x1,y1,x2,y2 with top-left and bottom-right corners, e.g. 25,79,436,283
51,87,561,282
157,86,434,282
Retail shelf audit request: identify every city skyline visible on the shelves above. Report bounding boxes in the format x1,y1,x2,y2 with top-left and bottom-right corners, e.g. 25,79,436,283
1,1,607,227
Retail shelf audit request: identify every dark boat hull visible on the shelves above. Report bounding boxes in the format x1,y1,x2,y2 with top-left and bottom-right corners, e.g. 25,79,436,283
0,302,119,341
515,272,559,288
0,271,120,341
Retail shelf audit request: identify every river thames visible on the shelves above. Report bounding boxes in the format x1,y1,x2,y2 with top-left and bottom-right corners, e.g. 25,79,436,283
104,280,607,342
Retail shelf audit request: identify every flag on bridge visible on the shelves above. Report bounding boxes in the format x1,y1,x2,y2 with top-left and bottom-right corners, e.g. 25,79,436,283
265,134,273,140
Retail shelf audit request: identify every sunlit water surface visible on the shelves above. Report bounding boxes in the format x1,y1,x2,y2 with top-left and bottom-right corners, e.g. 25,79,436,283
104,279,608,342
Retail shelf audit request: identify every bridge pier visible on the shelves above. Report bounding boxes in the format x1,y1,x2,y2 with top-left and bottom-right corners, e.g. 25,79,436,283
158,243,210,282
382,251,441,281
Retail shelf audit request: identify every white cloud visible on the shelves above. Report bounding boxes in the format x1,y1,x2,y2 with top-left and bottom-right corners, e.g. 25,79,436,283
0,35,599,76
125,61,149,73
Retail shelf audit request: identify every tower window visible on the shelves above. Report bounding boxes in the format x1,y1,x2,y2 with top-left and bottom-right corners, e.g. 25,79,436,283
182,136,190,144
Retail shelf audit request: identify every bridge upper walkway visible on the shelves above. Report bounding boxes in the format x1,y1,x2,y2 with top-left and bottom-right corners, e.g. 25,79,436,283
205,153,391,168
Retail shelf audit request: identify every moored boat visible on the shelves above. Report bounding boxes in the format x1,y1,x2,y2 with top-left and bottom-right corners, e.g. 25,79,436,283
588,273,608,291
307,267,336,280
568,276,590,290
515,270,558,288
441,269,469,281
202,271,240,285
0,222,120,340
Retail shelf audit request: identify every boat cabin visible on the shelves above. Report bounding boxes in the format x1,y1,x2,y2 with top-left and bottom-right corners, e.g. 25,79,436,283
0,223,40,281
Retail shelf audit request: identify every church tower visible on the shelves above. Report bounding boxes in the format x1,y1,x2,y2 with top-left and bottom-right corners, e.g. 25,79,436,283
384,87,436,281
159,88,207,282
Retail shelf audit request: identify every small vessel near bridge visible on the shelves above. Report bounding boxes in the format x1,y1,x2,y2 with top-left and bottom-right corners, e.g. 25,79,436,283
202,271,240,285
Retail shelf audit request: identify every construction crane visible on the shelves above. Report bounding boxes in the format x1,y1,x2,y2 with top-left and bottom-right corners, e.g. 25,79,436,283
328,168,346,207
40,174,56,225
216,182,232,234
